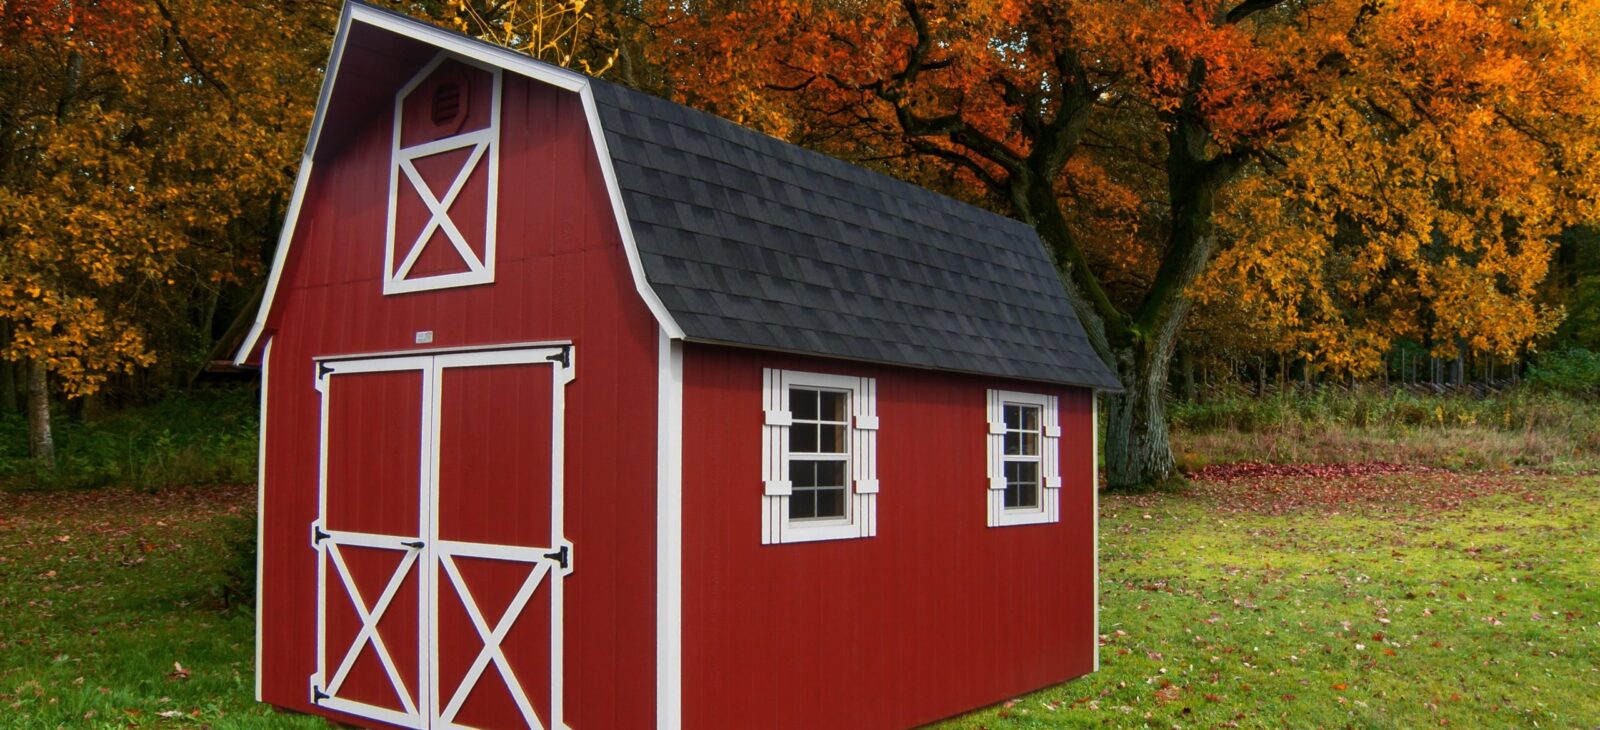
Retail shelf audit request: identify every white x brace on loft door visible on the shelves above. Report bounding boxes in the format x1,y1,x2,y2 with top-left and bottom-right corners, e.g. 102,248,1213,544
309,345,575,730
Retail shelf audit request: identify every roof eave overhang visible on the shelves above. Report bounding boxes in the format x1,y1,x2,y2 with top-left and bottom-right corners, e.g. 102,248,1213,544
680,336,1123,392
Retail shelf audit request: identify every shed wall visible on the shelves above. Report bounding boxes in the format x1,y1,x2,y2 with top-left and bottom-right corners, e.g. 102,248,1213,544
258,71,660,729
679,344,1097,730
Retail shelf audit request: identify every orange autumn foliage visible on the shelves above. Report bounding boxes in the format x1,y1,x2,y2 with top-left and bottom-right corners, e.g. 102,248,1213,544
644,0,1600,375
0,0,328,395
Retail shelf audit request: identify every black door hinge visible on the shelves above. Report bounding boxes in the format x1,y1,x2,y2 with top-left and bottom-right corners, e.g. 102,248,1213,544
312,525,330,545
312,686,329,703
543,545,569,570
545,346,570,368
317,361,333,379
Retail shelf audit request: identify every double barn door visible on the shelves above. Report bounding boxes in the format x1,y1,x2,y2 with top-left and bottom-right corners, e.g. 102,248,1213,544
309,346,575,730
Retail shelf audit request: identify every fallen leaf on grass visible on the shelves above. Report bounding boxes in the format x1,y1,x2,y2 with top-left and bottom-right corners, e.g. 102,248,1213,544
168,662,190,681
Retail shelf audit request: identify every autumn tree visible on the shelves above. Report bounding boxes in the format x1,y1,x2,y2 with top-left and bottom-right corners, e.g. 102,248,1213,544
642,0,1600,487
0,0,328,463
396,0,623,75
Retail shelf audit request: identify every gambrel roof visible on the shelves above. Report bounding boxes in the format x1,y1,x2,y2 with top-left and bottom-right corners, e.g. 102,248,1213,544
589,82,1118,389
236,1,1120,390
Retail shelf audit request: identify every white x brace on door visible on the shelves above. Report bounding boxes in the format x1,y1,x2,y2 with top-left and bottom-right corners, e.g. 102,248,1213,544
310,345,575,730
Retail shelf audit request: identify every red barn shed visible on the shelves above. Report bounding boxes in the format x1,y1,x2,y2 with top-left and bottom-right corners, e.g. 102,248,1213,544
236,3,1121,729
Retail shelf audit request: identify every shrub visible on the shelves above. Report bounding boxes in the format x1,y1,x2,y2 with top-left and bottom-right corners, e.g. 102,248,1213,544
1170,385,1600,471
0,387,259,491
1526,348,1600,395
216,511,257,612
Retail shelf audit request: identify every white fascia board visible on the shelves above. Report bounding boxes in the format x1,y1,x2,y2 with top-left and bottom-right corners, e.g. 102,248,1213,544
348,3,588,94
233,1,683,365
579,85,685,339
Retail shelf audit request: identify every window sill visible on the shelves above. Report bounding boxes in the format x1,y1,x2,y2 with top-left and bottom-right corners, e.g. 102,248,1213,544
990,507,1053,528
771,520,867,544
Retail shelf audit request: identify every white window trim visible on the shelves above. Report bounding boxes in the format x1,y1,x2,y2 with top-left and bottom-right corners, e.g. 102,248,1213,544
762,369,878,544
384,52,502,295
987,389,1062,527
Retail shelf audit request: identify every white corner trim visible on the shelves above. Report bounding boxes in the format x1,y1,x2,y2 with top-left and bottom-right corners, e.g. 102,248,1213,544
656,330,683,728
1092,391,1101,672
254,337,272,702
234,3,683,365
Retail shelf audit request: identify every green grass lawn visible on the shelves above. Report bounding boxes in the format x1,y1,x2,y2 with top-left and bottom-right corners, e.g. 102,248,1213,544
0,486,320,729
943,466,1600,729
3,469,1597,729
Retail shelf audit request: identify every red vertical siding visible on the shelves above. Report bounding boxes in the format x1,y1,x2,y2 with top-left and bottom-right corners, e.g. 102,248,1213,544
259,68,660,729
680,345,1097,730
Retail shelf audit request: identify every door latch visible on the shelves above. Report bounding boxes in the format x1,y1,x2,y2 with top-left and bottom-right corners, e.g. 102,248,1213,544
401,540,425,550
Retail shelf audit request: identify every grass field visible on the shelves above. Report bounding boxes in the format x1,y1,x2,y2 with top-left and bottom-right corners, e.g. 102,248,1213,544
3,468,1597,729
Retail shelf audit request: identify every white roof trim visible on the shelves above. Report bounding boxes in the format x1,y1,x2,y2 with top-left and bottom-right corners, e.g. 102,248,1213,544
234,1,682,365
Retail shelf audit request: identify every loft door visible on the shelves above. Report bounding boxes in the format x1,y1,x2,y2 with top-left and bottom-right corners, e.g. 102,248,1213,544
311,346,575,730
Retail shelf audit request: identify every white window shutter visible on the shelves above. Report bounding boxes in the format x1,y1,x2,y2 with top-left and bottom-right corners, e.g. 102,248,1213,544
1042,395,1062,491
763,370,879,544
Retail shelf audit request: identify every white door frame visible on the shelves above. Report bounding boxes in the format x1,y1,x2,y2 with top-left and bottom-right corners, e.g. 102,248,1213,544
309,344,576,730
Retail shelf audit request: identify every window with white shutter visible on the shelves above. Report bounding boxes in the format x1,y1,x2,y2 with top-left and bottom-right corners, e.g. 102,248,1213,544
762,369,878,544
986,389,1062,527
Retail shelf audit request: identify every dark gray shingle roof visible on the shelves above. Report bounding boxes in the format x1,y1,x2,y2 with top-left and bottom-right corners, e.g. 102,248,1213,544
589,80,1120,390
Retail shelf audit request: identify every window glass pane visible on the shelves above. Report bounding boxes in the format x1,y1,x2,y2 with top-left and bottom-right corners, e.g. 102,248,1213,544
1003,404,1021,430
791,460,817,488
790,387,818,420
790,423,818,453
1004,460,1039,509
790,489,816,520
1017,482,1038,508
1021,404,1040,431
820,391,848,422
815,460,846,487
819,424,847,453
1020,432,1039,456
1004,431,1021,456
814,487,846,519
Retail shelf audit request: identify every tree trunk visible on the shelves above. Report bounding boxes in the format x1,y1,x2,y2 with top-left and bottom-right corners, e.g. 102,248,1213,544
1180,345,1197,402
0,322,15,415
1103,285,1193,488
26,359,52,466
1104,339,1181,489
